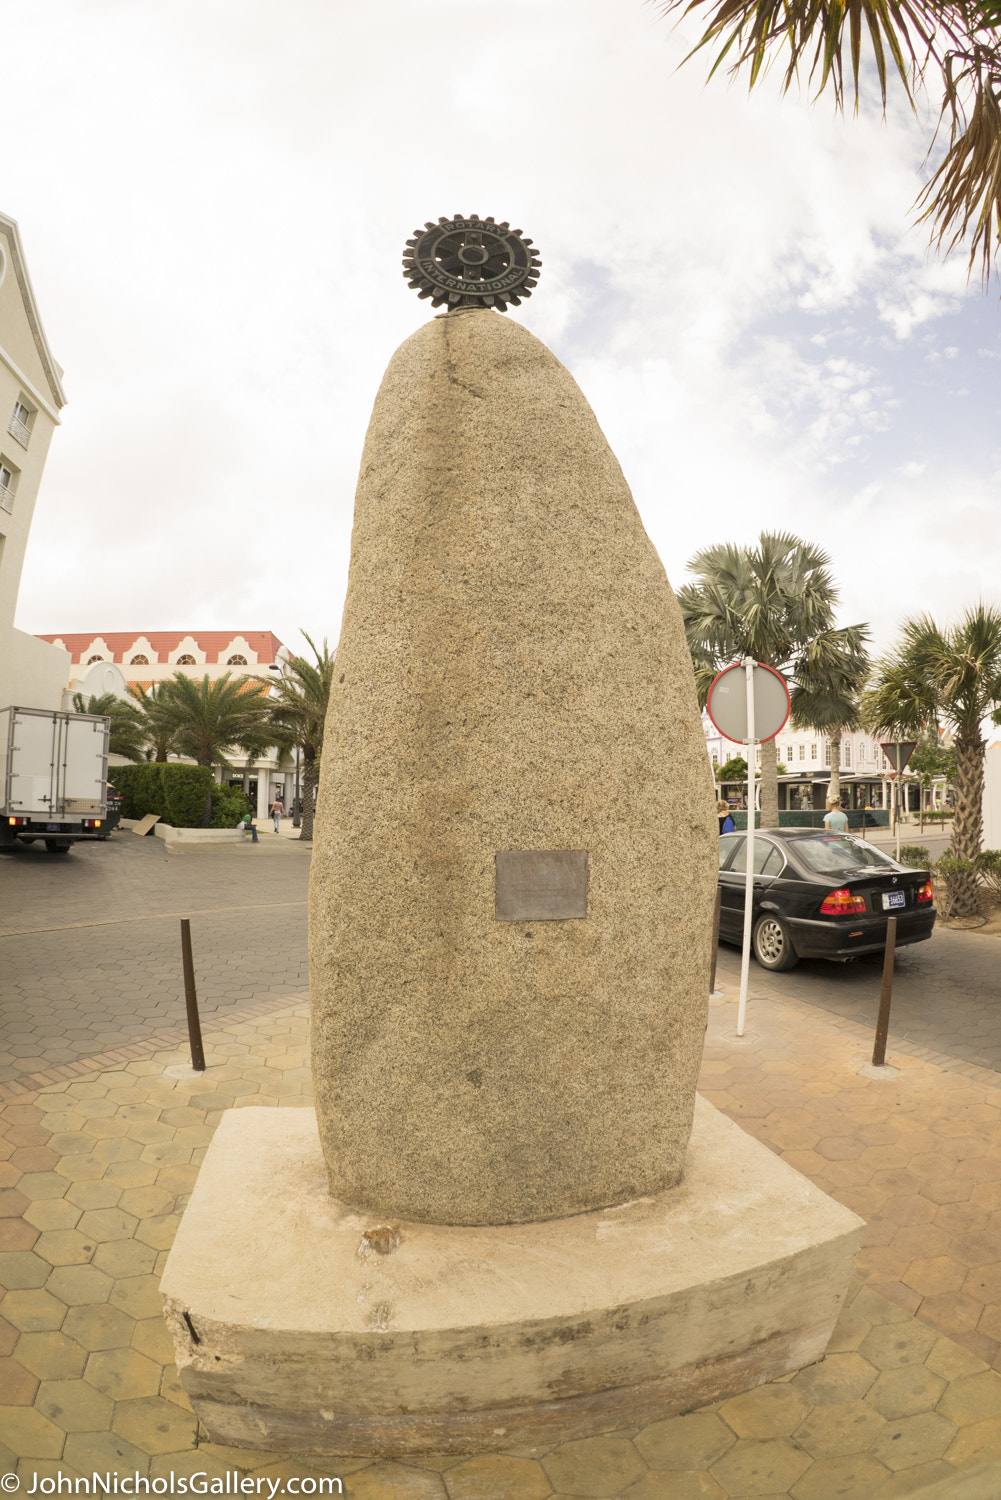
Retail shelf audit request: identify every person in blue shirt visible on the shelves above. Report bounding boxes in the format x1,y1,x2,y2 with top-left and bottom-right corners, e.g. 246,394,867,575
717,799,735,835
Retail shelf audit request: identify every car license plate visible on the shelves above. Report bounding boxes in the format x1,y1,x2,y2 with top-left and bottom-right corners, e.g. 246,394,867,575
46,823,60,832
882,891,905,910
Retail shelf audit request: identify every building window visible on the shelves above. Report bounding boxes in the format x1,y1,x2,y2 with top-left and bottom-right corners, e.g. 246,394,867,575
798,745,806,761
177,654,196,665
785,746,793,762
227,654,247,665
824,742,831,766
87,655,104,664
844,741,852,767
0,456,19,513
711,752,719,766
130,654,149,665
810,743,817,761
8,398,33,448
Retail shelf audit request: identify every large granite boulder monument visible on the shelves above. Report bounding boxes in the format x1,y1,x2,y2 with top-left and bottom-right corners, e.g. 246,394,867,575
161,219,863,1454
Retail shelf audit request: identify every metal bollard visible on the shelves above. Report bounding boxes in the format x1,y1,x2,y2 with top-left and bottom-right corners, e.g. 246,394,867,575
871,915,897,1068
709,887,723,996
179,919,206,1072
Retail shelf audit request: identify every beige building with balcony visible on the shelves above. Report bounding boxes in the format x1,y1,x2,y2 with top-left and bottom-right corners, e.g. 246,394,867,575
0,212,71,710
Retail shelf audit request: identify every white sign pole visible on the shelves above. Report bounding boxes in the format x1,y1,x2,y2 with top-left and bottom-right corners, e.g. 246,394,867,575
737,656,756,1037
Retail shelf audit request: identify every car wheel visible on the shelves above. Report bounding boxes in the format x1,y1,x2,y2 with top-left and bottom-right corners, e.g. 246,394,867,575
753,914,798,971
44,839,71,854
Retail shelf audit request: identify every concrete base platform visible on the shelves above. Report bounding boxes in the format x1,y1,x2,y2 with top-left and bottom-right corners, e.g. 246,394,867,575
160,1098,863,1455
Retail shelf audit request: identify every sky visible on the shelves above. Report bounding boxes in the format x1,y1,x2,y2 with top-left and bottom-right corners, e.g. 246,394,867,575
8,0,1001,665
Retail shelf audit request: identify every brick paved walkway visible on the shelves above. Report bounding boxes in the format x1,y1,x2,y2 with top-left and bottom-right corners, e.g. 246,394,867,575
2,989,1001,1497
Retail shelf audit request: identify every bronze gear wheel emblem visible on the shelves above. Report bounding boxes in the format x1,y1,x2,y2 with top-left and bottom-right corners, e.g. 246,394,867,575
402,216,541,311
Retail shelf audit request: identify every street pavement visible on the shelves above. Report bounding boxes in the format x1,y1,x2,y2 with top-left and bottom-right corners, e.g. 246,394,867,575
0,827,310,1084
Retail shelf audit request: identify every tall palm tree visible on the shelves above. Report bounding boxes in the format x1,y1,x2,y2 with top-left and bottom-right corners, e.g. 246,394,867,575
71,692,146,763
658,0,1001,279
677,532,869,829
864,605,1001,915
266,633,336,842
158,672,272,769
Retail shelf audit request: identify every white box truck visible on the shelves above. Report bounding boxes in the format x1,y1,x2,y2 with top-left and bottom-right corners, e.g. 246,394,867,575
1,706,114,853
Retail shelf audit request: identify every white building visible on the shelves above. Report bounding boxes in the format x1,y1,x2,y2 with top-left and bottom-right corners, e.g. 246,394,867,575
0,212,71,711
36,629,298,820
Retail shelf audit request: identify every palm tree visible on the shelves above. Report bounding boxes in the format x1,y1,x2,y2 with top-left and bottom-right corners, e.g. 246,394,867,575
159,671,272,769
125,683,182,763
790,646,871,804
658,0,1001,279
71,691,146,763
677,532,869,829
266,633,336,841
864,605,1001,915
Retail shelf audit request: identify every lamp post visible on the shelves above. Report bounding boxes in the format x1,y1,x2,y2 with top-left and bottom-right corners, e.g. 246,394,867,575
293,745,301,828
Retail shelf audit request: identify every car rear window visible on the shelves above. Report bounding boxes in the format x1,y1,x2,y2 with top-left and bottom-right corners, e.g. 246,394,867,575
793,835,900,877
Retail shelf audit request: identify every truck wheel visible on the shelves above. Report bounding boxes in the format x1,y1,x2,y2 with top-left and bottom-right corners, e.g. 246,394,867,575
20,836,36,845
44,839,71,854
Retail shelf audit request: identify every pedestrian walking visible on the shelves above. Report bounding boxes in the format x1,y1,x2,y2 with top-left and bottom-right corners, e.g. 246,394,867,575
824,797,848,833
270,793,285,833
717,799,735,835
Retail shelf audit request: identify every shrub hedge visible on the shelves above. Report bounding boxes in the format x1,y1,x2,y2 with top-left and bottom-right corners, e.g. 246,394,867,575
113,764,215,827
209,783,251,828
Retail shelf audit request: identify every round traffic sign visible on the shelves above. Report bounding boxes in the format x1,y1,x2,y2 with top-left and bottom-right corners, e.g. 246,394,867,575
706,661,790,745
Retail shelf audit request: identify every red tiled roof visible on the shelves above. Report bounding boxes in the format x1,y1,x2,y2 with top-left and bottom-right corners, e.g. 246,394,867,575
35,631,287,666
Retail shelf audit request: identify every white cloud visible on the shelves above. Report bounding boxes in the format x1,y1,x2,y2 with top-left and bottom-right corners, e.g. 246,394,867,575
4,0,997,665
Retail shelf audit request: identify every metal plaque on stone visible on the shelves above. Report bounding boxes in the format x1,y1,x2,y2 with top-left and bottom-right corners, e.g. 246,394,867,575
495,850,588,921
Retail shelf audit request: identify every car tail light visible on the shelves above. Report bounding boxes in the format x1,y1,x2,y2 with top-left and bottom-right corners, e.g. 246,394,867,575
820,888,867,915
917,880,934,904
84,819,102,828
8,816,26,826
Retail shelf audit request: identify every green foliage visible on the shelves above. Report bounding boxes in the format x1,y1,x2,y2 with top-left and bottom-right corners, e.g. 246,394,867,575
155,672,272,769
715,756,749,781
209,783,251,829
266,632,337,841
910,729,957,787
112,764,215,827
658,0,1001,280
976,850,1001,896
898,845,931,869
934,851,979,918
72,691,146,763
865,604,1001,868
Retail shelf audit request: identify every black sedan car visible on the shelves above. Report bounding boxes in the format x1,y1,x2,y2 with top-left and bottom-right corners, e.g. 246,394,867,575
718,829,936,971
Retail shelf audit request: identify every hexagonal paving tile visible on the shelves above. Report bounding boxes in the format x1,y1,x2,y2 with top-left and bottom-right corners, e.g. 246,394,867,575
33,1227,98,1266
791,1399,886,1458
858,1320,939,1370
0,1250,51,1289
0,1354,38,1405
1,1288,66,1333
63,1301,137,1351
1,1404,64,1459
710,1435,811,1496
868,1364,948,1420
542,1435,646,1496
109,1274,163,1320
788,1452,890,1500
635,1410,736,1467
870,1411,957,1471
92,1238,157,1278
35,1375,114,1431
84,1344,162,1399
44,1262,113,1306
439,1455,551,1500
14,1330,87,1380
112,1393,199,1453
